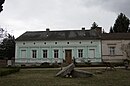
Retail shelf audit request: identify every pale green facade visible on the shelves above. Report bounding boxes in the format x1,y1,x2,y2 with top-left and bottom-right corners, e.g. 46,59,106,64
15,40,101,66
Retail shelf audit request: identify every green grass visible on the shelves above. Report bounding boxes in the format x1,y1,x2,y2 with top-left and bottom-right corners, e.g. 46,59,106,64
0,68,130,86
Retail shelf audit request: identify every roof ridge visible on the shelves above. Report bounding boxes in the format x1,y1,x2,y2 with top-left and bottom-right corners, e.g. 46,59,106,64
25,29,90,32
16,29,101,41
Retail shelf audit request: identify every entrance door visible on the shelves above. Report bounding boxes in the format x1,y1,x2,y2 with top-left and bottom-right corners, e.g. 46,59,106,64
65,50,72,64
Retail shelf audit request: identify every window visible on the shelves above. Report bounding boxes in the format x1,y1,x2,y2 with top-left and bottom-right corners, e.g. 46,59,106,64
109,47,115,55
21,50,26,58
78,49,83,58
32,50,37,58
43,50,48,58
89,49,95,58
54,50,59,58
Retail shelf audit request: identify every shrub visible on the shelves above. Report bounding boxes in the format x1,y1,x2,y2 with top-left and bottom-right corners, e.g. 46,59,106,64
0,68,20,77
40,62,60,68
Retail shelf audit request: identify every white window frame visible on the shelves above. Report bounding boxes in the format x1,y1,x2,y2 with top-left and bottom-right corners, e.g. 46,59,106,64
109,47,115,56
32,50,37,58
78,49,83,58
54,49,59,58
21,50,26,58
88,48,95,58
43,50,48,58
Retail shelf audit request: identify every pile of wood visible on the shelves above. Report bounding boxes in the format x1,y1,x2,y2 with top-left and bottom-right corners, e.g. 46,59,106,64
56,63,93,78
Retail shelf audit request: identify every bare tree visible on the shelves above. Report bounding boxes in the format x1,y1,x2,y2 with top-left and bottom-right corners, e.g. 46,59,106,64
121,43,130,69
0,0,5,12
121,43,130,60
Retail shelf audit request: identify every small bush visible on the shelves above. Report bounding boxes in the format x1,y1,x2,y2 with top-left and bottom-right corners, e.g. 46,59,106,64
0,68,20,77
40,62,60,68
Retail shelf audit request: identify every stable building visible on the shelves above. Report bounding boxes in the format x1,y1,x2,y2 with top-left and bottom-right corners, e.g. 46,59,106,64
15,28,102,66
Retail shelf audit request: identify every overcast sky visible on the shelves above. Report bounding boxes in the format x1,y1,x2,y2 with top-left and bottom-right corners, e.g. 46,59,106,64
0,0,130,38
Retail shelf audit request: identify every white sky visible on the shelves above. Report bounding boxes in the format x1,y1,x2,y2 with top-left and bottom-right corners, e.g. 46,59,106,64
0,0,130,38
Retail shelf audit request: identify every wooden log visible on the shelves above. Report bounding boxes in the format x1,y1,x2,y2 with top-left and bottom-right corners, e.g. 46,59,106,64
56,63,75,77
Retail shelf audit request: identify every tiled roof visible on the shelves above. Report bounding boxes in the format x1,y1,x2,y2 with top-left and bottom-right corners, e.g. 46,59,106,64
102,33,130,40
16,29,101,41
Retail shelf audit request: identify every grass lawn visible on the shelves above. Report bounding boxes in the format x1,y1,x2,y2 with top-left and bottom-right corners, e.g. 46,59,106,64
0,68,130,86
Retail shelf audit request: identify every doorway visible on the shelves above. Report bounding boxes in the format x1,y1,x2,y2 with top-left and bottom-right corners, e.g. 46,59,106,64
65,50,72,64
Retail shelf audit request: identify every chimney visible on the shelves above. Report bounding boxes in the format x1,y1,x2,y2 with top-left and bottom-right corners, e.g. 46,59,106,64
46,28,50,32
95,27,102,34
91,27,102,34
81,27,85,31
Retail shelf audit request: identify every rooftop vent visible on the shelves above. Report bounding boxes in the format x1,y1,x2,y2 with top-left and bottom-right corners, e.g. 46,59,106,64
82,27,85,30
46,28,50,32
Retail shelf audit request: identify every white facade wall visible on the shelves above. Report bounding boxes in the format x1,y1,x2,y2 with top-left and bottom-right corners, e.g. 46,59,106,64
15,40,101,66
102,40,130,62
